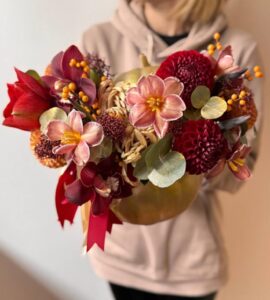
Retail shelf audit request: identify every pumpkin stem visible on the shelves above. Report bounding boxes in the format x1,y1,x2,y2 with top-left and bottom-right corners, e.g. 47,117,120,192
140,54,151,68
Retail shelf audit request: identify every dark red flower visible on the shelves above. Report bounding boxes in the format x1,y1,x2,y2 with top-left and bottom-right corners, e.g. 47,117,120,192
3,69,54,131
42,45,96,103
156,50,214,108
98,112,127,141
65,154,133,215
173,120,228,174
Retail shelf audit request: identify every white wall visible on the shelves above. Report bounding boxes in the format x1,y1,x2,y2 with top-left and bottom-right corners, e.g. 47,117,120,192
1,1,269,300
0,1,117,299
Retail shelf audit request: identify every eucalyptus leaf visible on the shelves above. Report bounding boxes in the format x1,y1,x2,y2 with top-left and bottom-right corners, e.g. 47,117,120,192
145,134,172,169
148,152,186,188
218,115,250,130
39,107,67,133
133,145,154,180
184,109,202,120
191,86,210,109
90,137,113,163
201,96,227,119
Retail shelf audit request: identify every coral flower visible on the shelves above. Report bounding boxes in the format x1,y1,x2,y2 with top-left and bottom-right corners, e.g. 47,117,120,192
47,110,104,166
207,143,252,181
203,46,241,77
126,75,186,138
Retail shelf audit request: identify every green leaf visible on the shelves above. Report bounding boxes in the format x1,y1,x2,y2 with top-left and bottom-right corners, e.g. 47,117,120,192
201,96,227,119
145,134,172,169
191,86,210,109
26,69,42,83
148,152,186,188
133,145,154,180
218,115,250,130
183,109,202,120
39,107,67,133
90,137,113,163
89,69,100,86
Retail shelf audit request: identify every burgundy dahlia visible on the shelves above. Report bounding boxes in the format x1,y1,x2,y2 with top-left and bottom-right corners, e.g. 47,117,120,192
156,50,214,108
173,120,228,175
98,112,126,141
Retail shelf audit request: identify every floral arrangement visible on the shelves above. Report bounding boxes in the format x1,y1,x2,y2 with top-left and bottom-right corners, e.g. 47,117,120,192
3,33,263,251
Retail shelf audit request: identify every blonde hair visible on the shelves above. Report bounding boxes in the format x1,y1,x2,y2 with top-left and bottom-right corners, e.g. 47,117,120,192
134,0,226,25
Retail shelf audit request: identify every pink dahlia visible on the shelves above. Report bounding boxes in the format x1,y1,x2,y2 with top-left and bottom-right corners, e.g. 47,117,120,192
47,110,104,166
126,75,186,138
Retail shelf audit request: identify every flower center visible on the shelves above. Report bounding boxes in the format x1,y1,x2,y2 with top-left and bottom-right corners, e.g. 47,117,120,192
228,158,245,172
146,97,164,112
61,131,81,145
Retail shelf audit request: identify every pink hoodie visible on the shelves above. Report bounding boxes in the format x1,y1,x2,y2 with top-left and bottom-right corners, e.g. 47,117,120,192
80,0,263,296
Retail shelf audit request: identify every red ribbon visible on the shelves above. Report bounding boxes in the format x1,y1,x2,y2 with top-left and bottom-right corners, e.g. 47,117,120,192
55,162,78,227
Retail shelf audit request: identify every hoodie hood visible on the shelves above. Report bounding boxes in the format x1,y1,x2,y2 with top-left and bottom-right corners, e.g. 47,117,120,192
112,0,228,63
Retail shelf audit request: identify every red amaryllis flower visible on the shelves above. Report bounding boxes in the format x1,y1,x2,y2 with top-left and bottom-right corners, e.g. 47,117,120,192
42,45,96,103
3,69,54,131
156,50,214,108
207,142,252,180
173,120,228,175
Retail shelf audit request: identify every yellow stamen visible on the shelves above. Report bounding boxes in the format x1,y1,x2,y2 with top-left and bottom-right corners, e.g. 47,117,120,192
234,158,245,167
61,131,81,145
228,161,239,172
146,97,164,112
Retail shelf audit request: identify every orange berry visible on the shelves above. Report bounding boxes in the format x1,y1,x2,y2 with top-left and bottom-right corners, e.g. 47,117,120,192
253,65,260,73
82,95,89,103
214,32,221,41
239,100,246,106
255,71,264,78
79,91,84,98
80,61,87,67
68,82,76,91
62,86,69,93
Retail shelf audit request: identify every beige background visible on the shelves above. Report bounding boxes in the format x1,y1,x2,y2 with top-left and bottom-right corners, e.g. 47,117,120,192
0,0,269,299
218,1,270,299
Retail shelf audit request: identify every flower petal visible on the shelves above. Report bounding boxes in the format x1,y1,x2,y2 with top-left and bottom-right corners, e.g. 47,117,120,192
129,104,155,128
126,87,145,107
79,78,96,103
229,164,251,181
68,110,84,133
47,120,71,141
15,68,49,100
80,162,97,186
65,179,96,205
164,77,184,96
73,141,90,166
50,51,64,78
206,159,226,179
53,144,76,155
153,112,169,138
62,45,84,82
160,95,186,121
138,75,165,98
82,122,104,146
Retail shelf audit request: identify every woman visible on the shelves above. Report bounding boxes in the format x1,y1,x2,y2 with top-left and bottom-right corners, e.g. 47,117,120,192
80,0,263,299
